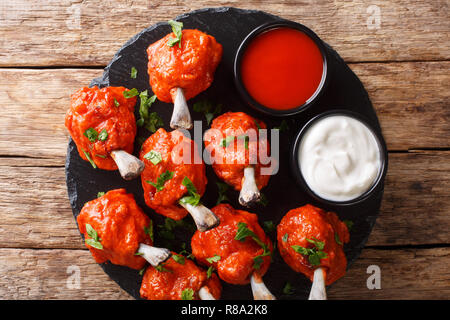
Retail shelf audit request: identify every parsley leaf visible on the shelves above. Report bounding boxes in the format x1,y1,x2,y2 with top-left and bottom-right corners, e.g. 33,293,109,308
179,176,201,206
167,20,183,48
206,254,221,264
262,221,275,234
172,254,185,265
258,193,268,207
85,223,102,250
216,182,229,205
335,233,342,245
291,237,328,266
123,88,139,98
282,233,289,242
136,91,163,132
97,191,105,198
181,288,194,300
130,67,137,79
192,100,222,125
139,267,146,276
84,128,98,142
221,135,235,147
146,170,174,192
237,134,249,150
113,98,120,107
98,129,108,142
253,249,271,270
343,220,354,231
274,120,289,132
82,149,97,169
234,222,270,270
155,263,172,273
143,150,162,165
144,221,153,242
282,282,295,295
206,266,215,279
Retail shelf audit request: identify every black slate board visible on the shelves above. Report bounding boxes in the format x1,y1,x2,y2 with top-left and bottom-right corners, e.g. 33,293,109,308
65,7,387,300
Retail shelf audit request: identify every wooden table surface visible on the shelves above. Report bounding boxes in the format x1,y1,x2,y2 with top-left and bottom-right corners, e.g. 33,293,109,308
0,1,449,300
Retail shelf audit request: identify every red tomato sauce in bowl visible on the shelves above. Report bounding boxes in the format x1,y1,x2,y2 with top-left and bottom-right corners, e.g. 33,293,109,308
235,23,327,115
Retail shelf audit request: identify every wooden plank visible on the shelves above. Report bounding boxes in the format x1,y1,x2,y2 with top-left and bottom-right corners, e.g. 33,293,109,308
0,247,447,299
0,152,448,249
328,247,450,299
0,69,101,159
0,248,131,299
0,62,448,159
350,62,450,150
0,1,448,66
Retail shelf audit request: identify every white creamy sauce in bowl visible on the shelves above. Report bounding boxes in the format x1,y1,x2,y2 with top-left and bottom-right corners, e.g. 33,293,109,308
298,115,381,202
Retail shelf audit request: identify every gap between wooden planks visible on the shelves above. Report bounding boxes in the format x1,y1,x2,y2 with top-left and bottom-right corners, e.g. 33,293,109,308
0,0,448,66
0,247,448,299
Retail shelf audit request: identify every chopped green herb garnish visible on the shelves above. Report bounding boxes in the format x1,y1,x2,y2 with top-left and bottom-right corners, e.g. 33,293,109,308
274,120,289,132
167,20,183,48
282,233,288,242
144,220,154,242
143,150,162,165
130,67,137,79
84,128,98,142
237,134,249,150
192,100,222,125
139,267,146,276
206,266,215,279
258,193,268,207
262,221,275,234
95,154,107,159
155,263,172,273
134,252,144,256
136,90,164,132
172,254,185,265
146,170,174,192
123,88,139,98
179,248,195,260
85,223,102,250
82,149,97,169
181,288,194,300
254,120,262,130
113,98,120,107
216,182,230,205
253,249,271,270
97,191,105,198
335,233,343,245
179,176,201,206
291,237,328,266
343,220,354,231
221,135,235,147
282,282,295,295
235,222,270,270
206,254,221,264
98,129,108,142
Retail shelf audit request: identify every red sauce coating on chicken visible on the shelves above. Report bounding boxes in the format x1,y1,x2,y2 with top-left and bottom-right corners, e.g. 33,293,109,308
77,189,152,270
204,112,271,191
65,86,137,170
139,128,207,220
147,29,222,103
140,252,222,300
191,204,273,285
277,204,349,285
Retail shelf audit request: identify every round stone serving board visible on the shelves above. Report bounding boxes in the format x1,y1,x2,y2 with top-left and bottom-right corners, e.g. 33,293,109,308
65,7,387,300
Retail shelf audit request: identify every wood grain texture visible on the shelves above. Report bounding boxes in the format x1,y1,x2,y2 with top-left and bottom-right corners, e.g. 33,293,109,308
0,152,448,249
0,247,447,299
0,61,448,160
0,1,448,66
